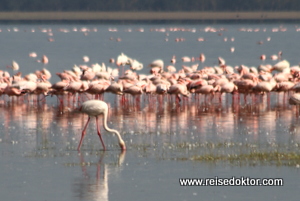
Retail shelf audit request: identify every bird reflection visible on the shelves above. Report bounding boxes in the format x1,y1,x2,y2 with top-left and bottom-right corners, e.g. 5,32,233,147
73,151,125,201
1,92,300,154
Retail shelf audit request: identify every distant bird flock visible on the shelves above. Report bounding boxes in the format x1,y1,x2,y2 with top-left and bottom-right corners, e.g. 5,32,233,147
1,26,300,107
1,51,300,107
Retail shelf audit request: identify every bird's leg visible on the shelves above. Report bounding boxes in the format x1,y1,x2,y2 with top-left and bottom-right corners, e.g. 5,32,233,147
96,116,106,150
176,94,181,104
78,116,91,151
244,93,247,104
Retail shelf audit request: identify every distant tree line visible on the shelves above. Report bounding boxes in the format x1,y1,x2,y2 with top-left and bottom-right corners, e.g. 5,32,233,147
0,0,299,11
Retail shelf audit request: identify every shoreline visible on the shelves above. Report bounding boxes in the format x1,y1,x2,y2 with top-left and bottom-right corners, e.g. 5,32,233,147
0,11,299,21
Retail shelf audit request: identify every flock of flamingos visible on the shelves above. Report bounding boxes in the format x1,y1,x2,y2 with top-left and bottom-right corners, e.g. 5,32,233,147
1,51,300,107
2,49,300,150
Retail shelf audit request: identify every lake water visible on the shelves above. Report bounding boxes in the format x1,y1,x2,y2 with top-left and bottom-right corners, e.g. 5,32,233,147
0,23,300,201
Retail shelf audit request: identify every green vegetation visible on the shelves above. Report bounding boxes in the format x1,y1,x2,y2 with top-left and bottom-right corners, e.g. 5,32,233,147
165,142,300,167
190,151,300,166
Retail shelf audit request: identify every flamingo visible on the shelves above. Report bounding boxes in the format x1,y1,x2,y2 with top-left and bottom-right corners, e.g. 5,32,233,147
166,65,177,73
123,82,144,97
252,78,277,94
36,68,52,81
155,83,169,95
42,55,49,64
16,80,37,94
289,93,300,105
194,85,220,101
78,100,126,151
270,55,277,60
116,53,130,75
199,53,205,63
50,79,70,97
7,60,19,71
116,53,129,66
292,83,300,92
86,80,110,99
276,81,295,101
105,81,124,95
109,58,115,63
272,60,290,72
80,66,96,81
170,55,176,64
220,81,238,94
29,52,37,58
3,77,23,97
83,56,90,63
128,59,143,71
260,54,266,61
181,56,192,62
35,75,52,96
258,64,272,73
148,59,164,72
65,78,87,95
167,79,190,103
218,57,226,67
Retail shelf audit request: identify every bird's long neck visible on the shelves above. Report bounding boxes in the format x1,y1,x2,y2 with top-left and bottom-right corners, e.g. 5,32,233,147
102,109,126,149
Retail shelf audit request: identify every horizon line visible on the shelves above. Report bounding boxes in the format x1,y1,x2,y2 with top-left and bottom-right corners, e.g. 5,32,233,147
0,11,299,21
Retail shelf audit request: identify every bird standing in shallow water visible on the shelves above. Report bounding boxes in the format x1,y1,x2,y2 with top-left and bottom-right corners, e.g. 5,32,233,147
78,100,126,151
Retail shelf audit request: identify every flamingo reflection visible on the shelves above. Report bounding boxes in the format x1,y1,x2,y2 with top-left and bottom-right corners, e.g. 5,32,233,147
73,151,125,201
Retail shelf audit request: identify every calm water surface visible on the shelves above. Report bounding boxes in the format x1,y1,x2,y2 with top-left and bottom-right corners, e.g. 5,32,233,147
0,23,300,201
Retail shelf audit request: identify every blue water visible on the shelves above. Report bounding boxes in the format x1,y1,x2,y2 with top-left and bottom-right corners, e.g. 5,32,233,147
0,23,300,201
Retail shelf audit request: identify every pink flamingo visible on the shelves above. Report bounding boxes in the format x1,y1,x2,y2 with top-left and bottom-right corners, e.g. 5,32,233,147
219,81,238,102
194,85,220,101
276,81,295,92
128,59,143,71
39,68,52,80
182,56,192,62
166,65,177,73
4,85,22,97
143,81,156,94
170,55,176,64
86,80,110,99
7,60,19,71
252,78,277,94
155,83,169,95
123,82,145,105
289,93,300,105
233,79,257,102
148,59,164,72
167,79,190,103
29,52,37,58
80,67,95,81
188,79,207,92
260,54,266,61
109,58,115,63
199,53,205,63
116,53,130,75
35,75,52,96
272,60,290,72
123,84,144,95
78,100,126,151
276,81,295,102
105,81,124,95
65,78,87,95
83,56,90,63
41,55,49,64
220,82,237,93
218,57,226,66
50,79,70,104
